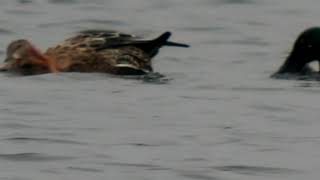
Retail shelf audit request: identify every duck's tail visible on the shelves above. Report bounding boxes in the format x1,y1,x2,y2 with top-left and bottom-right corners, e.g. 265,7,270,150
152,32,190,48
98,31,190,57
140,31,189,57
165,41,190,48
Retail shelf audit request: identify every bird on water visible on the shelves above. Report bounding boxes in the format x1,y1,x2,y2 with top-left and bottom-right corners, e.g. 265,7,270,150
0,30,189,75
273,27,320,77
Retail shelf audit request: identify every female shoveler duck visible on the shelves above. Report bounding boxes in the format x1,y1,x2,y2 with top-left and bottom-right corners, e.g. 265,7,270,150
0,30,189,75
273,27,320,76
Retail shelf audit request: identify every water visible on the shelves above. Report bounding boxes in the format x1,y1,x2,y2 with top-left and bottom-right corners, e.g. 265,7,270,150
0,0,320,179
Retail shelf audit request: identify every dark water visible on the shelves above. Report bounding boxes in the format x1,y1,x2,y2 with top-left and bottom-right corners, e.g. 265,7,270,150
0,0,320,179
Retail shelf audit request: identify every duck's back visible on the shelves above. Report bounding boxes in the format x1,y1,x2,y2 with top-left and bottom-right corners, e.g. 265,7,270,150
45,30,188,75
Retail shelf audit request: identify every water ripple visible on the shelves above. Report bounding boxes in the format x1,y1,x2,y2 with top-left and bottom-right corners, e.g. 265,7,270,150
121,72,172,84
182,174,219,180
215,0,255,5
0,28,14,35
0,177,30,180
102,162,164,170
67,166,104,173
0,122,34,129
230,86,286,92
250,104,293,112
178,26,226,33
16,0,33,3
5,9,45,15
37,19,127,28
201,0,257,6
48,0,77,4
0,153,75,162
214,165,302,176
271,73,320,81
4,137,87,145
177,170,220,180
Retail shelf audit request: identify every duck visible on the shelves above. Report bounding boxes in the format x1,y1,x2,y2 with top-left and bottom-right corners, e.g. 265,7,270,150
0,30,189,75
273,27,320,76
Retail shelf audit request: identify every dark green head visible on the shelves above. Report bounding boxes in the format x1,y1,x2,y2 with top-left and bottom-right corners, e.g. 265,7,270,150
276,27,320,74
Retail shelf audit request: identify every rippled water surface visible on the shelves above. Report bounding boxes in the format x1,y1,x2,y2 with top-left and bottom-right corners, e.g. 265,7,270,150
1,0,320,180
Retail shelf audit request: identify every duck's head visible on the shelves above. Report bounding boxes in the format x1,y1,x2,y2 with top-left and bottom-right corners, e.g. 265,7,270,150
1,39,58,74
276,27,320,74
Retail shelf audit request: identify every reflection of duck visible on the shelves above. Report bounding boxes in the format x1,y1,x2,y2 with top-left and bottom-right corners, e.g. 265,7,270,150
1,30,189,75
273,27,320,76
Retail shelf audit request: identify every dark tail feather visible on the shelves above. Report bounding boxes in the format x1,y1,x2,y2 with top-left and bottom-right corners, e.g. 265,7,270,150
165,41,190,48
99,31,189,57
151,31,172,47
143,32,190,57
152,32,189,48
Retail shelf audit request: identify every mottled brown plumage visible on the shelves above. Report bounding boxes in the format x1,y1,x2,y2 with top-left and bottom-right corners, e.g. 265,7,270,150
1,30,189,75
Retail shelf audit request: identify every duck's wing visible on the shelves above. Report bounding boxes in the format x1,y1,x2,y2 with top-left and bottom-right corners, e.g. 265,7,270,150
77,30,189,57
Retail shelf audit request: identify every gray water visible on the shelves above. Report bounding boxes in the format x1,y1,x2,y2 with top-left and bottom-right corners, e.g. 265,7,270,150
0,0,320,179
